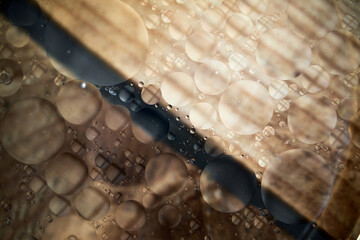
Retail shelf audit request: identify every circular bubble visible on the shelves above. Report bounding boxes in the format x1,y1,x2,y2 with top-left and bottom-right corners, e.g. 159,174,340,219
0,59,24,97
161,72,196,107
169,17,192,40
45,0,148,84
219,80,273,135
1,98,66,165
262,149,334,223
287,0,338,39
142,192,161,209
115,200,146,231
43,214,97,240
200,156,256,213
49,195,71,217
144,14,160,29
338,97,358,120
238,0,267,19
194,60,231,95
5,26,29,48
200,8,226,33
228,53,248,72
300,65,330,93
74,187,110,220
349,111,360,149
317,30,360,75
56,80,102,125
145,153,188,196
204,136,226,157
185,31,217,62
104,106,130,131
131,107,169,144
190,102,217,130
225,13,253,39
158,205,181,228
141,84,162,105
256,28,312,80
269,80,288,100
45,153,87,195
288,95,337,144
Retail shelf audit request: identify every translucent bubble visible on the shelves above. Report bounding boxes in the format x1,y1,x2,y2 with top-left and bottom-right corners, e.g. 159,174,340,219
142,192,161,209
300,65,330,93
190,102,217,130
74,187,110,220
204,136,226,157
145,153,188,196
49,195,71,217
115,200,146,231
219,80,274,135
225,13,253,39
169,17,192,40
228,53,248,72
200,8,226,33
43,215,97,240
268,80,288,100
261,149,334,223
185,31,217,62
194,60,231,95
158,205,181,228
1,98,66,165
141,84,162,105
45,153,87,195
288,95,337,144
338,97,358,120
144,14,160,29
256,28,312,80
317,30,360,75
0,59,23,97
56,80,102,125
200,156,256,213
5,26,29,48
161,72,196,107
329,125,350,150
287,0,338,39
349,111,360,149
104,106,130,131
238,0,267,19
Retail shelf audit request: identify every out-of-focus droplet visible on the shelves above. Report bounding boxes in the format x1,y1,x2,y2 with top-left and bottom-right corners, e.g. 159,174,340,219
169,17,192,40
145,14,160,29
338,97,358,120
228,53,248,72
194,60,231,95
141,84,162,105
115,200,146,231
204,136,226,157
56,80,102,125
161,72,196,107
256,28,312,80
190,102,217,130
219,80,273,135
269,80,288,100
145,153,188,196
1,97,66,165
185,31,217,62
200,8,226,33
74,187,110,220
317,30,360,75
300,65,330,93
288,95,337,144
262,149,334,223
45,153,87,195
200,156,256,213
104,106,130,131
158,204,181,228
225,13,253,39
5,26,29,48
